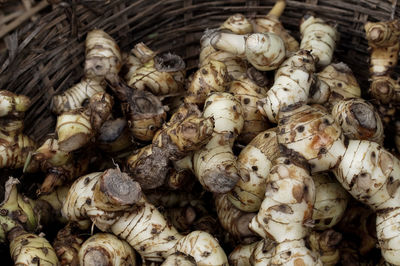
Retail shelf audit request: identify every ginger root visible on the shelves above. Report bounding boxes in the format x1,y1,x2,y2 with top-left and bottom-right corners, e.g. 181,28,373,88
365,19,400,104
79,233,136,266
9,227,59,266
252,0,299,52
0,91,36,169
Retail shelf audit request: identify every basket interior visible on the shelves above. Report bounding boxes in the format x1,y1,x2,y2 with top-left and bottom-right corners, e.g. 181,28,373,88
0,0,399,142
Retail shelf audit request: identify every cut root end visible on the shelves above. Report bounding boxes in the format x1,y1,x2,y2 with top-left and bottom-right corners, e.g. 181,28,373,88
99,168,142,206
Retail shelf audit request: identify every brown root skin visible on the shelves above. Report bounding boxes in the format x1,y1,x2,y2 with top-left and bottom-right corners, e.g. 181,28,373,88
193,92,244,193
126,145,170,190
307,230,342,266
0,134,36,169
145,190,198,208
39,172,65,195
33,138,72,167
9,227,59,266
246,67,269,88
53,223,85,266
155,53,186,73
249,239,276,266
165,169,195,191
172,231,228,266
370,76,400,104
199,48,248,81
94,168,142,211
365,20,400,47
162,205,197,232
132,42,157,63
333,140,400,264
193,133,240,193
97,118,135,153
271,240,322,265
336,201,377,255
107,76,167,141
37,151,90,195
88,92,114,131
0,119,37,169
36,186,70,226
121,51,142,81
127,105,213,190
153,115,214,160
257,50,316,123
229,241,258,266
0,178,38,242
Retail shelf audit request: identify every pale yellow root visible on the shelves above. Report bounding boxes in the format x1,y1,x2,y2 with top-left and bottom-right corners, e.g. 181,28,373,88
229,241,258,266
312,173,348,230
185,60,230,105
84,29,122,79
56,110,92,152
9,227,59,266
257,50,316,123
192,92,244,193
228,128,278,212
0,90,31,117
127,53,186,96
62,169,228,264
331,98,384,144
0,119,36,171
220,13,253,34
307,229,342,266
249,157,315,242
215,194,256,241
300,16,338,67
268,0,286,18
252,0,299,52
277,104,345,173
51,78,105,115
79,233,136,266
309,62,361,109
365,20,400,104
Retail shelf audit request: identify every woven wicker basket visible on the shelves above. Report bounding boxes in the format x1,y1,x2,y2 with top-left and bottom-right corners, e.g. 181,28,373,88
0,0,399,263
